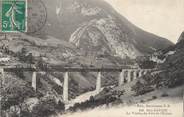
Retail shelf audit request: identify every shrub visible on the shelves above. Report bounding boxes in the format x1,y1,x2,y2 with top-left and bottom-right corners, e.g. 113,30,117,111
68,95,118,112
152,96,157,99
132,81,154,96
32,98,65,117
1,83,36,111
140,100,144,103
167,77,184,88
161,93,169,97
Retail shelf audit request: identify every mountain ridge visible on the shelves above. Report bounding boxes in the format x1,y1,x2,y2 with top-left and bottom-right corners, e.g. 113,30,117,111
35,0,173,59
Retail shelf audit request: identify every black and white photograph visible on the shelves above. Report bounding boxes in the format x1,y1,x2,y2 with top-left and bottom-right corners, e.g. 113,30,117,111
0,0,183,117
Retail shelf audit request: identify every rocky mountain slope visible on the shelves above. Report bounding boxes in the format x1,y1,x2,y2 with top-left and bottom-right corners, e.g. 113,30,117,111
66,32,184,113
0,0,173,101
157,31,184,70
0,0,176,116
177,31,184,43
0,0,173,66
36,0,173,59
94,31,184,104
134,32,184,96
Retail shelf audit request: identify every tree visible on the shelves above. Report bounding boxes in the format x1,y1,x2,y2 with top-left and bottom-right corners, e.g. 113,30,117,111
32,98,65,117
131,80,154,96
89,96,95,103
36,57,44,69
27,53,34,64
21,47,27,56
1,81,36,117
19,47,27,62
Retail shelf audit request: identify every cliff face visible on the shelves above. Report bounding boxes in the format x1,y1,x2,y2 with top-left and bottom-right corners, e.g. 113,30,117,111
136,32,184,95
177,31,184,43
162,32,184,70
39,0,173,59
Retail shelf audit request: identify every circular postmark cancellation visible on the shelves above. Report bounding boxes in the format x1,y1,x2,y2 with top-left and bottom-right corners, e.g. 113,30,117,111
26,0,47,34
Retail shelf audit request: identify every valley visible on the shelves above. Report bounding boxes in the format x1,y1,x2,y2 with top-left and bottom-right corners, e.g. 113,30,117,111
0,0,183,117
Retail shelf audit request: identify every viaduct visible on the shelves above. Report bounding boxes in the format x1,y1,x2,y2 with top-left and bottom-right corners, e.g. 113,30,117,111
0,66,152,103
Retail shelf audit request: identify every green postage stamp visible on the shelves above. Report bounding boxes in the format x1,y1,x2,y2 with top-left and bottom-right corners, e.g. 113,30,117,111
1,0,27,32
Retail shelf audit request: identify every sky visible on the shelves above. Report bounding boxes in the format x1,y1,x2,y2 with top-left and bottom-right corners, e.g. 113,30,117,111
104,0,184,43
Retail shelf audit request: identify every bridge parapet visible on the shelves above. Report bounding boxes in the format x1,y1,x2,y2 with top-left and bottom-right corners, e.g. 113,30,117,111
2,66,154,73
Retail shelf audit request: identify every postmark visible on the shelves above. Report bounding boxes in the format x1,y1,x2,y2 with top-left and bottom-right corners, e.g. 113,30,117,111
26,0,47,34
1,0,26,32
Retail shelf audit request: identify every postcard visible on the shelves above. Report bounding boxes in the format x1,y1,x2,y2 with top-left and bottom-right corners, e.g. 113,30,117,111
0,0,183,117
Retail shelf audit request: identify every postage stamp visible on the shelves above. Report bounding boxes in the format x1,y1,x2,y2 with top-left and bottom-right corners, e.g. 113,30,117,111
1,0,27,32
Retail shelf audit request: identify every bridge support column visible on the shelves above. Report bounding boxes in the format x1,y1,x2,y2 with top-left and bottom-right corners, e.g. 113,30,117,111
141,70,145,76
96,72,101,94
138,70,142,78
119,70,125,86
0,68,5,85
32,72,37,91
63,72,69,103
127,70,131,82
143,70,148,75
133,70,137,80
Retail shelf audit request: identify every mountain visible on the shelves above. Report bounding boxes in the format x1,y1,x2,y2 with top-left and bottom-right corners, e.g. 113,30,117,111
0,0,179,116
160,31,184,72
177,31,184,43
130,32,184,95
0,0,174,104
0,0,175,100
79,32,184,111
139,32,184,91
34,0,173,59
